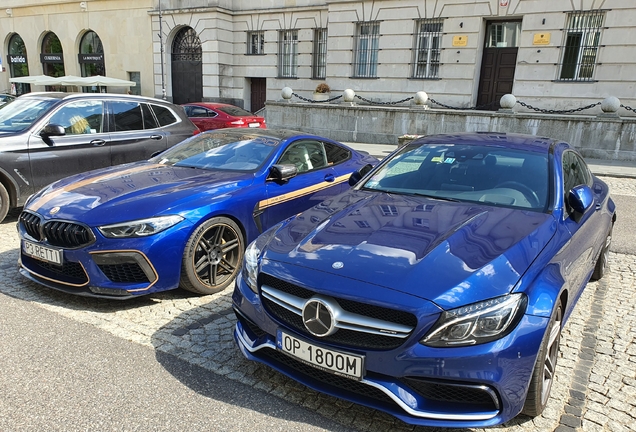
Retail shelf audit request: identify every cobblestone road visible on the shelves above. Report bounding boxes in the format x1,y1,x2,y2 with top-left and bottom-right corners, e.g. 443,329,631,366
1,176,635,432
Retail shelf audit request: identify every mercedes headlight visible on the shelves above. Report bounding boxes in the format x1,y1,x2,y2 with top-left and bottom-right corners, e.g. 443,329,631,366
242,222,284,293
98,215,184,238
421,293,527,347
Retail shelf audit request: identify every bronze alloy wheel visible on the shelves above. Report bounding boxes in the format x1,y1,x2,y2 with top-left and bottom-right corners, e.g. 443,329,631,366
180,216,244,295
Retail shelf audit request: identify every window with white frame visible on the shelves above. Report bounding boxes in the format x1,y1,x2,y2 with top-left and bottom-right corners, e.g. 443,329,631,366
278,30,298,78
247,31,264,55
353,22,380,78
413,19,443,79
312,28,328,79
559,11,604,81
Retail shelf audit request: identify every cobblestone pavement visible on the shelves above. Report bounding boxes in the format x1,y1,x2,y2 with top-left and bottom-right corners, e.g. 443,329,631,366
1,176,635,432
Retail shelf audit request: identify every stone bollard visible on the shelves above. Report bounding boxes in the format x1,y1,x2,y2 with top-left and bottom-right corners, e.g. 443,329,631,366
499,94,516,113
343,89,356,106
281,87,293,102
599,96,620,118
413,91,429,109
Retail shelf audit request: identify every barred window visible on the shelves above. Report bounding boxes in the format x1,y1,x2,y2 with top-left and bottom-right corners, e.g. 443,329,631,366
312,28,328,79
353,22,380,78
559,11,604,81
278,30,298,78
247,31,264,55
413,19,442,79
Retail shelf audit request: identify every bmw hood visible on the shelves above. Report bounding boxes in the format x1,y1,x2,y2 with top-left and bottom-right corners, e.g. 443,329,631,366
25,162,254,224
263,190,557,308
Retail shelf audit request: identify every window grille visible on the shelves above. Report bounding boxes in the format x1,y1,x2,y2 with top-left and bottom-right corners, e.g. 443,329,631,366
353,22,380,78
278,30,298,78
247,31,264,55
312,28,328,79
412,19,443,79
559,11,604,81
172,28,202,62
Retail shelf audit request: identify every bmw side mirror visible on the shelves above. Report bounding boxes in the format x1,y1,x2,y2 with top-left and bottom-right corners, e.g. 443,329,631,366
268,164,298,183
349,163,374,187
40,124,66,138
568,184,594,223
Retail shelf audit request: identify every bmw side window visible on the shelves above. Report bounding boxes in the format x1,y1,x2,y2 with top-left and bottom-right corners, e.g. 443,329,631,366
151,104,178,127
111,101,144,131
141,103,158,129
48,101,103,135
324,142,351,165
279,141,322,174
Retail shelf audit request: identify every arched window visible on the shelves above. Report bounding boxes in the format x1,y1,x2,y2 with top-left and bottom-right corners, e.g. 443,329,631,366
41,32,65,91
8,34,30,95
79,31,105,93
172,27,202,62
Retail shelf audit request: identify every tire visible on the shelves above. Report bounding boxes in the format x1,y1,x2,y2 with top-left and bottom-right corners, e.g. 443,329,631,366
522,299,563,417
0,183,9,224
179,217,244,295
591,225,612,281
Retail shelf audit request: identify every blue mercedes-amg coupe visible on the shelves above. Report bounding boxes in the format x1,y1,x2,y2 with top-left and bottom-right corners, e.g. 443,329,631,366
232,132,616,428
17,128,377,299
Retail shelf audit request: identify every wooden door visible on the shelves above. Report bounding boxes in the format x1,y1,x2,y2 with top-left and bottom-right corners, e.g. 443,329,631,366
250,78,266,113
477,47,518,110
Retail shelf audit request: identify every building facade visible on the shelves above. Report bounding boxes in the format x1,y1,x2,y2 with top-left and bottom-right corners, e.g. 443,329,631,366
1,0,635,115
0,0,155,96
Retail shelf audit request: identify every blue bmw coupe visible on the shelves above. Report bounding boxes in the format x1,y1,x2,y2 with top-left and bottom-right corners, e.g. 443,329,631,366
232,132,616,427
17,129,377,299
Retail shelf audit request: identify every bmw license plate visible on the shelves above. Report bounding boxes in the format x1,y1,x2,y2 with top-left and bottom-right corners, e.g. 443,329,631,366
277,330,364,380
22,240,63,265
248,122,260,128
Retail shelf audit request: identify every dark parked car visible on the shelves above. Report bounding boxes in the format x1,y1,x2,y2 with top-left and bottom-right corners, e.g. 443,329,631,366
0,92,200,222
182,102,266,131
17,128,378,299
233,132,616,428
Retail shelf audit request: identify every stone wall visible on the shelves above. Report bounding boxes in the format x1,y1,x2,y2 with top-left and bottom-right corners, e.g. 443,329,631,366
264,101,636,161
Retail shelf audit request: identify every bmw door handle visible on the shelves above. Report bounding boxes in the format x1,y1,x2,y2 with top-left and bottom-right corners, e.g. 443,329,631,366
150,135,163,140
90,139,106,146
324,173,335,182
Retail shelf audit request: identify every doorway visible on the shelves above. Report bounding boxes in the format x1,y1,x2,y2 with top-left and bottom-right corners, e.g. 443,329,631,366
171,27,202,104
476,21,521,110
250,78,266,113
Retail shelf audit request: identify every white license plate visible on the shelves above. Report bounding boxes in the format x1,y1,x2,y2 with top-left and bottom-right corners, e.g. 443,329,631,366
248,122,260,128
22,240,63,265
277,330,364,380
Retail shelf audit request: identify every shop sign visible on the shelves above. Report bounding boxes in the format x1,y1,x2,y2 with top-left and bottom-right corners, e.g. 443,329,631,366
40,53,63,63
78,53,104,63
8,55,27,64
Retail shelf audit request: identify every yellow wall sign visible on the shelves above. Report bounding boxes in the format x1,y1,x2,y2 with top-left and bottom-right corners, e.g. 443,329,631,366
452,35,468,47
533,33,551,45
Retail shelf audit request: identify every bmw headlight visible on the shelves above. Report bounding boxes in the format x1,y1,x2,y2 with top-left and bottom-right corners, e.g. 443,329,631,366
421,293,527,347
98,215,184,238
242,222,284,293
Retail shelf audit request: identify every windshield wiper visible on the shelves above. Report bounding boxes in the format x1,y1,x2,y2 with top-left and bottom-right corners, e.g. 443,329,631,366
404,191,460,202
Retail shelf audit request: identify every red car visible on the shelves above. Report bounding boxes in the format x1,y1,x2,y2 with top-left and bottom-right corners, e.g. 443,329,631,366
182,102,266,131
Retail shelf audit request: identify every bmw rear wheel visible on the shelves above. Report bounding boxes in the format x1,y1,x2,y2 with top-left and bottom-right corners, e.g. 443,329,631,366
0,183,9,224
522,299,562,417
180,216,244,295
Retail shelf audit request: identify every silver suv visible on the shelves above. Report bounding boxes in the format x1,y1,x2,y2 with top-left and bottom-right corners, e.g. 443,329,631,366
0,92,200,222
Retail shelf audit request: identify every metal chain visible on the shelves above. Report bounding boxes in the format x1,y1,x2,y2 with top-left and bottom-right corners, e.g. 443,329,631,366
429,98,497,111
292,92,343,103
354,95,414,105
517,100,601,114
621,104,636,113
